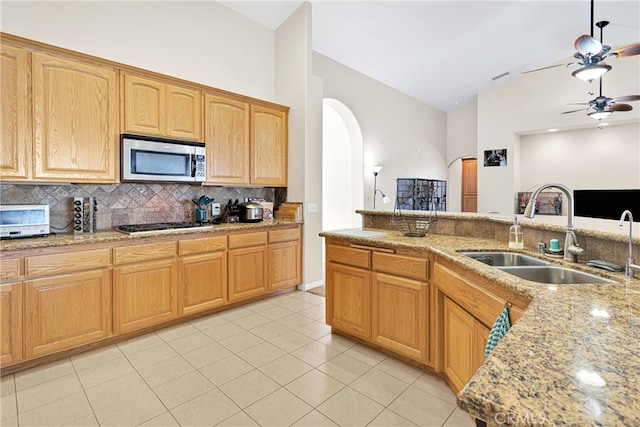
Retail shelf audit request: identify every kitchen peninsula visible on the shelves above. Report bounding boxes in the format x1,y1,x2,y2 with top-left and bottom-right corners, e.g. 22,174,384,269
321,210,640,426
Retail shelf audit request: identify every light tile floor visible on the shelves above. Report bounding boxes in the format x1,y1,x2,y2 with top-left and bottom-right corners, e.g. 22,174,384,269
0,290,475,427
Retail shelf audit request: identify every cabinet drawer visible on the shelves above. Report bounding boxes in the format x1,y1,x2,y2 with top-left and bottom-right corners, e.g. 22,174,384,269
326,245,370,269
268,227,300,243
229,231,268,249
372,252,429,280
25,249,111,277
113,241,176,264
0,258,21,281
179,236,227,256
433,263,504,328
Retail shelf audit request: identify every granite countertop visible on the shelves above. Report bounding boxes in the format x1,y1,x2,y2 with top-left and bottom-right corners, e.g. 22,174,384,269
321,227,640,426
0,220,301,252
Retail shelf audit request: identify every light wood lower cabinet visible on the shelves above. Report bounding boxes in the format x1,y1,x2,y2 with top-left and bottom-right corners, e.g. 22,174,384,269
433,259,530,393
0,282,23,366
179,252,227,316
228,246,267,302
113,260,178,334
443,297,488,392
24,270,111,358
267,227,302,290
372,272,428,362
326,263,371,340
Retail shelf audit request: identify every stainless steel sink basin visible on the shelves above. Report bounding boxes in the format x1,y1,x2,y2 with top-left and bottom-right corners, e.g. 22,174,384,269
497,266,615,284
459,251,550,267
459,251,616,284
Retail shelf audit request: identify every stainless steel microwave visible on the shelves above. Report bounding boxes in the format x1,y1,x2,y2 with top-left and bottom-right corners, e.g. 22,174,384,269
121,134,206,183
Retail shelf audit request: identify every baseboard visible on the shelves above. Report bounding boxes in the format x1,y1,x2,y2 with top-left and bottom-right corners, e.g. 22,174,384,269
297,279,324,291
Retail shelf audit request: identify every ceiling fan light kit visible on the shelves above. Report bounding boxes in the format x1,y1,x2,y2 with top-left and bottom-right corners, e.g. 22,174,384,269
571,63,611,81
588,110,611,120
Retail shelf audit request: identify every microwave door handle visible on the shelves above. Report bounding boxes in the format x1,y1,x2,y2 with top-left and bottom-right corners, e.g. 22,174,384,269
191,154,196,178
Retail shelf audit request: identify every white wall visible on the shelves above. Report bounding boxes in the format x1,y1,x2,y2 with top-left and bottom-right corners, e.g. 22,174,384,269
446,103,478,211
477,54,640,214
313,53,447,211
275,3,324,288
520,123,640,191
1,1,276,102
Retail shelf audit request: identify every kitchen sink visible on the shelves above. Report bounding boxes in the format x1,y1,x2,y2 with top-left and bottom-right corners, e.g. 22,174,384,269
458,251,550,267
459,251,615,284
497,266,615,284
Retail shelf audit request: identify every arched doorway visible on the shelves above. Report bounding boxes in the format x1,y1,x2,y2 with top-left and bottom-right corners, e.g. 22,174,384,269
322,99,364,232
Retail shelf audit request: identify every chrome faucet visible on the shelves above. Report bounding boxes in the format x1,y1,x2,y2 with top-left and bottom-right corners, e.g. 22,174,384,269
524,183,585,263
618,210,640,278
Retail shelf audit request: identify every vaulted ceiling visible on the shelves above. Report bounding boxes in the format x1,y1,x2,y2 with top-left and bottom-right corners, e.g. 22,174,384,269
220,1,640,112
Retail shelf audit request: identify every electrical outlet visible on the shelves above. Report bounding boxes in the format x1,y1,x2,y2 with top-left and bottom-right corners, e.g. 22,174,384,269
308,203,318,213
211,203,221,216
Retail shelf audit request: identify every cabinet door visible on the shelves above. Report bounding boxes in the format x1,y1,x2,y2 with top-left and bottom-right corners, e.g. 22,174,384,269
268,240,301,290
326,263,371,340
123,74,164,136
113,260,178,334
32,53,118,182
0,44,31,180
179,252,226,316
0,282,23,366
475,322,490,372
443,297,477,393
372,273,428,362
24,270,112,357
228,246,267,302
250,105,287,186
204,94,250,185
166,84,201,140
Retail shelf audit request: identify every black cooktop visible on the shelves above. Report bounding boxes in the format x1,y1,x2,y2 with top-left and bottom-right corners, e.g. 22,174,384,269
116,222,212,234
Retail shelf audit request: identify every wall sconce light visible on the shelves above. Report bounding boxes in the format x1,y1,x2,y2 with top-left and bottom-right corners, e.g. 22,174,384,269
371,165,392,209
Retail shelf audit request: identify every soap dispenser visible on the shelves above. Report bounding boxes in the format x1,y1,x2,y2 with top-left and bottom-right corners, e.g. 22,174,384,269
509,216,524,249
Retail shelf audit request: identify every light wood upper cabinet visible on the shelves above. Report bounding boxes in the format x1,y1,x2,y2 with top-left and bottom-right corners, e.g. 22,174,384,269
32,52,118,183
0,282,23,366
123,74,201,140
0,44,31,180
24,270,112,358
250,105,288,187
204,94,250,185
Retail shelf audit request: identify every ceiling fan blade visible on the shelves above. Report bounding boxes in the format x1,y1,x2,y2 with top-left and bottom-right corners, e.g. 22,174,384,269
522,63,567,74
613,95,640,103
561,108,586,114
574,34,602,55
608,103,633,112
611,43,640,57
566,103,590,106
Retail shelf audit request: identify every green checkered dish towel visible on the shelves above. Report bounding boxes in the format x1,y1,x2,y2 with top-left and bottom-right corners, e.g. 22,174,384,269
484,306,511,358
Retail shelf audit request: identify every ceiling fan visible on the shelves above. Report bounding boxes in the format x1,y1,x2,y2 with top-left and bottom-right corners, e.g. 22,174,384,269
523,0,640,80
561,77,640,120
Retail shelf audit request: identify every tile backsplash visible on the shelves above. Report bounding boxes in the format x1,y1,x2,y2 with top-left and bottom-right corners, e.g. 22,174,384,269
0,183,285,234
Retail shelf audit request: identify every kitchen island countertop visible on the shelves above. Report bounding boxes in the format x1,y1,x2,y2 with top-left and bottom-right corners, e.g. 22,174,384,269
321,226,640,426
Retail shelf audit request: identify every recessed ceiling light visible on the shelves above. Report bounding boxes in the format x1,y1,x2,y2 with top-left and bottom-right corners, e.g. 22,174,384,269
548,128,558,132
454,100,461,105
